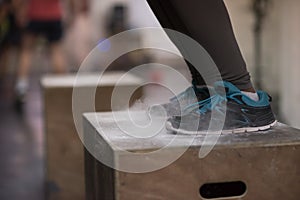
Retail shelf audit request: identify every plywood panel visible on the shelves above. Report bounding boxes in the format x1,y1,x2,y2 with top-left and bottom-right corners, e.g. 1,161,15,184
42,73,143,200
83,112,300,200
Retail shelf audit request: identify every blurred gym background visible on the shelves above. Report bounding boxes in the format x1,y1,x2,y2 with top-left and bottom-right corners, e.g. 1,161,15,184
0,0,299,199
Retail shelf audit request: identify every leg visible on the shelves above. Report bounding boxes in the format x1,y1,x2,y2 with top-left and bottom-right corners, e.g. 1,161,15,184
0,47,9,80
147,0,276,134
14,32,35,112
47,20,66,74
49,42,66,74
17,33,35,80
15,32,35,96
146,0,254,91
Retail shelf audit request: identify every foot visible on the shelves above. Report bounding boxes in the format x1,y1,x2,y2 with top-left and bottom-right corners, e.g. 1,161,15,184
166,81,277,134
149,85,211,117
14,78,28,114
14,92,26,114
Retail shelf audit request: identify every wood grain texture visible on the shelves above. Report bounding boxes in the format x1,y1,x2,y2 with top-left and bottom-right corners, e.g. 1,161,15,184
116,146,300,200
42,73,143,200
83,112,300,200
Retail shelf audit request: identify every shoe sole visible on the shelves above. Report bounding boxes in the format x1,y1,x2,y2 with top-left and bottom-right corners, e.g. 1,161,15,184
166,120,278,135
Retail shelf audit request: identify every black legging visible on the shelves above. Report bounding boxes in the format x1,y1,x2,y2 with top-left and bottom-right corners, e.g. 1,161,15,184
146,0,253,90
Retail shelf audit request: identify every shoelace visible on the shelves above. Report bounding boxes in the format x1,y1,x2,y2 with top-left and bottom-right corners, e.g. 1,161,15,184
170,84,208,102
182,89,244,115
170,79,206,102
170,87,194,102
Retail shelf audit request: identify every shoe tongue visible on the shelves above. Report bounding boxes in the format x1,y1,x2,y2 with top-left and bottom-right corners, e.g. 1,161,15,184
214,81,240,95
194,85,212,100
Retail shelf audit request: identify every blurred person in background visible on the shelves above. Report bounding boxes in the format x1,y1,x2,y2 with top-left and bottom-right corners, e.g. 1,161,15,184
106,4,129,36
104,4,152,71
0,0,22,80
15,0,66,110
64,0,98,71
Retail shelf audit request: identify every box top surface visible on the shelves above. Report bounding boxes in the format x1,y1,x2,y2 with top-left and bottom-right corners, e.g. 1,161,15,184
83,111,300,152
41,72,143,88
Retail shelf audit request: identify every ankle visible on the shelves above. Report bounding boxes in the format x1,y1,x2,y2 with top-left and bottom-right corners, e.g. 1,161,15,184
15,78,29,95
241,87,256,93
241,91,259,101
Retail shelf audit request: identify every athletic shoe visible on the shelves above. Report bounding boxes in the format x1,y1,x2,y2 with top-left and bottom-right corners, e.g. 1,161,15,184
14,92,25,114
14,79,28,114
149,84,211,117
166,81,277,134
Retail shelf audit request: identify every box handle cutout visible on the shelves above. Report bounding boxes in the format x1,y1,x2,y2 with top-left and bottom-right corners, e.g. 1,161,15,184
199,181,247,199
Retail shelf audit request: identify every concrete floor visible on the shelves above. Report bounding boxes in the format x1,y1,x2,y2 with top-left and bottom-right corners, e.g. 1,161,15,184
0,74,45,200
0,65,186,200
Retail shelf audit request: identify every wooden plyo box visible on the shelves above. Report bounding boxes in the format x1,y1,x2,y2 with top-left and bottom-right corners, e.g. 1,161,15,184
83,111,300,200
41,73,143,200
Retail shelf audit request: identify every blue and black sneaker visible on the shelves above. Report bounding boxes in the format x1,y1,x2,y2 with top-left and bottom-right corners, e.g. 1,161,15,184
166,81,277,134
149,84,211,117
